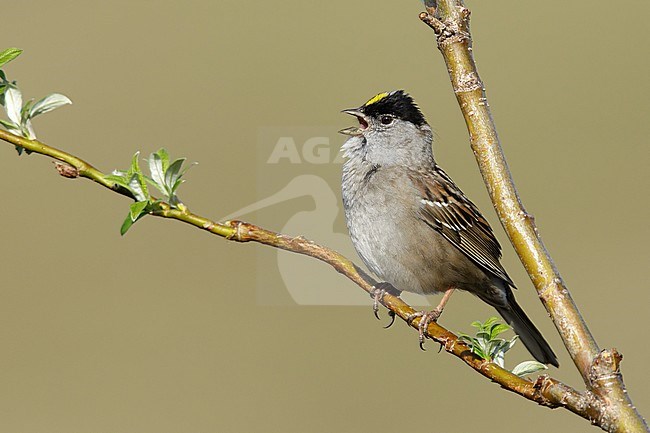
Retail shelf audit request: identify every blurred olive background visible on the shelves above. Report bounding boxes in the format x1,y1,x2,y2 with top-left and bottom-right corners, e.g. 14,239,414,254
1,1,648,432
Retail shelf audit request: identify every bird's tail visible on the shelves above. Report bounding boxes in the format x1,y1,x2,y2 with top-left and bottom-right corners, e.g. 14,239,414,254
494,294,559,367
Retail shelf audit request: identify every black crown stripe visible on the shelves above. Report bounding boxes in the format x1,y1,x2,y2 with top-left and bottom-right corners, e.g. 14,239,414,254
361,90,426,126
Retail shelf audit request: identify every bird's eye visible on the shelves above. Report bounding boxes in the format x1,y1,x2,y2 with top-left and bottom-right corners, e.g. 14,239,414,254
380,115,394,125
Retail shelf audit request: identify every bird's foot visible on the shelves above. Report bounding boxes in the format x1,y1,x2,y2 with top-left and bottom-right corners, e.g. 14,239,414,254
406,307,444,350
370,282,400,328
407,288,455,349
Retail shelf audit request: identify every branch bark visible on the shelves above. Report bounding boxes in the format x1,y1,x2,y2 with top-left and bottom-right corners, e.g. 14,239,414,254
0,128,616,426
420,1,647,432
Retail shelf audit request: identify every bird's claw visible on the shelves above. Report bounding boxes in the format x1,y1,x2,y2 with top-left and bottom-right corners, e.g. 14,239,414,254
407,308,443,350
370,283,399,328
384,310,396,329
371,287,384,320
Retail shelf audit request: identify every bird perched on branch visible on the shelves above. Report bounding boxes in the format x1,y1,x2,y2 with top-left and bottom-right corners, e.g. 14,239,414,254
339,90,558,367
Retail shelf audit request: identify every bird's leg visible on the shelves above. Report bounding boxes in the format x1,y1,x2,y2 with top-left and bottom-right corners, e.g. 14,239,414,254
370,282,400,327
407,288,456,349
432,287,455,318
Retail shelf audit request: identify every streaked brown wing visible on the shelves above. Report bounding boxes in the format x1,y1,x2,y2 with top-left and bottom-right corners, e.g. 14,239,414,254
410,167,515,287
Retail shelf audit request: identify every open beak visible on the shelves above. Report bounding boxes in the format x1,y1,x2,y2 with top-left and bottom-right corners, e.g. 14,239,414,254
339,109,369,136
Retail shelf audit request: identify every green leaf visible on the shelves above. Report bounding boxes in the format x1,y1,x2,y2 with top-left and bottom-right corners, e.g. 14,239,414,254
127,152,149,200
20,98,35,122
511,361,548,377
0,118,18,129
488,339,509,359
144,149,195,206
492,351,505,368
120,202,148,235
29,93,72,118
148,150,168,195
105,172,130,188
460,317,520,363
22,117,35,139
120,213,135,235
170,178,185,195
107,154,150,202
128,151,141,176
0,48,22,68
129,200,149,221
128,174,148,202
164,158,186,190
505,335,518,351
489,323,511,340
458,334,476,345
483,317,500,329
156,148,170,172
171,163,195,200
472,346,488,360
4,86,22,124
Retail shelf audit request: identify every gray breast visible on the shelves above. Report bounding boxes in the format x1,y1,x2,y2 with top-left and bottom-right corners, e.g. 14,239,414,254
343,165,453,295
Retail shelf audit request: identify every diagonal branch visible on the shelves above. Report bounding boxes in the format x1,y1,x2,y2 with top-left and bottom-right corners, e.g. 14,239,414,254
0,128,608,426
419,1,647,432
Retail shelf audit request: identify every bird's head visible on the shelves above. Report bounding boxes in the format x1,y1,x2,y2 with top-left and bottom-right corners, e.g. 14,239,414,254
340,90,433,166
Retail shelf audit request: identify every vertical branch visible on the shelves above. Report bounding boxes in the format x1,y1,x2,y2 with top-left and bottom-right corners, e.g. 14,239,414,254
421,0,597,380
419,1,647,432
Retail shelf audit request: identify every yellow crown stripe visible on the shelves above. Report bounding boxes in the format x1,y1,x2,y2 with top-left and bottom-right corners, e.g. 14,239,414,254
364,92,390,107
